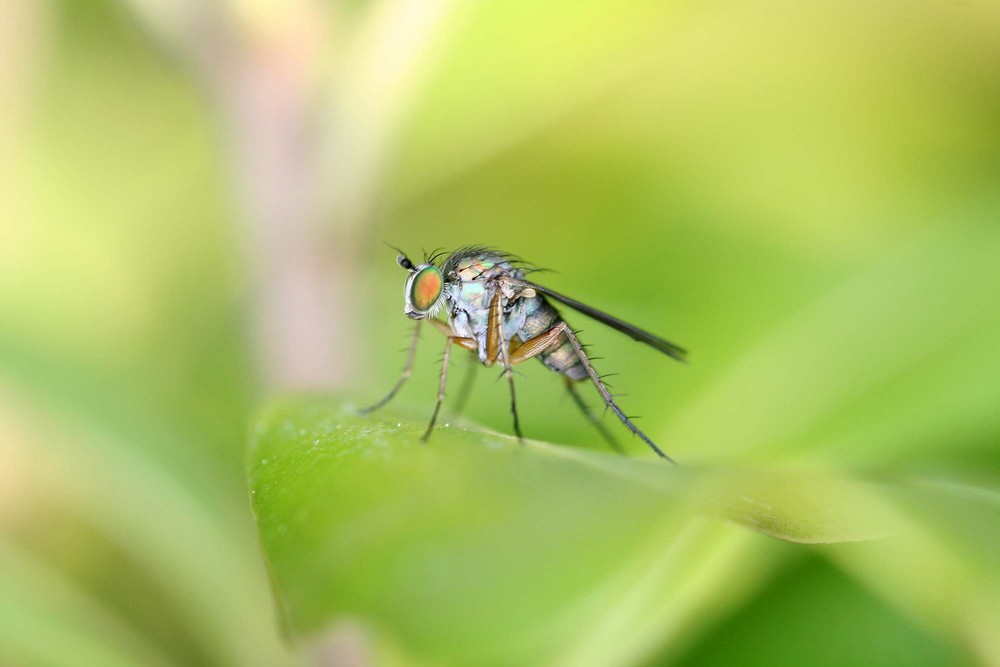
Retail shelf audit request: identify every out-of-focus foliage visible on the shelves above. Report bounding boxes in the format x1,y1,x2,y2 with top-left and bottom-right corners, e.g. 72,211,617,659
249,401,997,666
1,0,999,665
0,1,290,664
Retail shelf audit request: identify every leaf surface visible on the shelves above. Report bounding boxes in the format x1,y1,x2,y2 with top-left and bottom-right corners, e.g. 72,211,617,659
249,399,901,664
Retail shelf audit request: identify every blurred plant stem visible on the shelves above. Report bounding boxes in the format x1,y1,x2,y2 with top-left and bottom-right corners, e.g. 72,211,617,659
0,0,45,214
120,0,454,391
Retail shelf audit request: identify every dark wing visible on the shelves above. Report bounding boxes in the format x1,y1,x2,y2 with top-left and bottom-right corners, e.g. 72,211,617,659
513,279,688,362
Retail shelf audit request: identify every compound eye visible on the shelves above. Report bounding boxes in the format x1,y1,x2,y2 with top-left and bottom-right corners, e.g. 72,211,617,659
409,265,443,312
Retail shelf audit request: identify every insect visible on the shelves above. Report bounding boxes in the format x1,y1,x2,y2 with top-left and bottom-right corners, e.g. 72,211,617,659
361,246,687,461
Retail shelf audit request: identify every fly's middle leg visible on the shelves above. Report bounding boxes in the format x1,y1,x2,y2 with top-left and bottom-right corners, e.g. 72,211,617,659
488,291,523,442
451,351,479,419
499,338,522,443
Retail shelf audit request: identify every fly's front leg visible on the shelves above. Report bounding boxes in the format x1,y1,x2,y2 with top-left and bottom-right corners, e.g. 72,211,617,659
360,321,422,414
427,317,455,338
423,334,477,442
427,317,481,419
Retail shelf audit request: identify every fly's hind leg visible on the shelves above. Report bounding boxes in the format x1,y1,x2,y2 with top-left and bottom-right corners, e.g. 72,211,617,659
560,325,674,462
510,322,674,462
360,321,422,414
564,378,624,454
510,325,623,453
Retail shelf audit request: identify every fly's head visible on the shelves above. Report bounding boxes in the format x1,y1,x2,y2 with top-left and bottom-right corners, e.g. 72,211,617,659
395,251,445,320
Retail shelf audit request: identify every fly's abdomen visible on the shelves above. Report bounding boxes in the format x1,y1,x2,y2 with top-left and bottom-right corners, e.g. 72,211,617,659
519,295,586,381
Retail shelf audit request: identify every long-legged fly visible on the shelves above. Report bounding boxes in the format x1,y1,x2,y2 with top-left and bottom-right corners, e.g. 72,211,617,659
362,247,686,461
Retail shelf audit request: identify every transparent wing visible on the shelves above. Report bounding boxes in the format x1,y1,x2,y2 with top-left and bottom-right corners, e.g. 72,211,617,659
512,279,688,362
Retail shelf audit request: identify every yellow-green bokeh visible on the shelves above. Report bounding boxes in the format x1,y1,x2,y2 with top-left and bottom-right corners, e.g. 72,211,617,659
1,0,998,665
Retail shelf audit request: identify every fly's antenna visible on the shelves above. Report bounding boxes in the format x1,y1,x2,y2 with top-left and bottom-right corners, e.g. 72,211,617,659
384,241,415,271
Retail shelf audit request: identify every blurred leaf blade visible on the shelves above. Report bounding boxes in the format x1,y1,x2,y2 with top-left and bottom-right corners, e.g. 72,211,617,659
249,399,921,664
827,478,1000,666
0,538,176,667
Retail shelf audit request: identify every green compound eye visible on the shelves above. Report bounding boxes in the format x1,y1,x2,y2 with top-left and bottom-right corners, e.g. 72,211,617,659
409,265,443,312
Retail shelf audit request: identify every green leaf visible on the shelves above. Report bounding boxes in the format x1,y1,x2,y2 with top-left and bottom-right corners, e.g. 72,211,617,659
249,399,901,664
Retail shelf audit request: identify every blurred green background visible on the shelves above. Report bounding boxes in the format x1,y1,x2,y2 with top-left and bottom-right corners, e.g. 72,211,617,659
2,0,998,665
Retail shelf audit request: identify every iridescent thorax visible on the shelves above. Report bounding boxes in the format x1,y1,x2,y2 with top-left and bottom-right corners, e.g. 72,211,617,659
442,250,527,358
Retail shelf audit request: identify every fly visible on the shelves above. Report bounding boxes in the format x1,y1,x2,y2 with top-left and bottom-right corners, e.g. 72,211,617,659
361,246,687,461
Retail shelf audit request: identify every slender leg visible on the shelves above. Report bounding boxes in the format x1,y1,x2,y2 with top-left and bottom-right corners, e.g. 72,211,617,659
427,318,456,338
360,321,422,414
450,351,479,418
565,378,624,454
421,335,477,442
422,335,454,441
485,291,523,441
431,320,479,353
486,290,502,364
559,324,674,462
499,337,523,442
509,322,673,462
